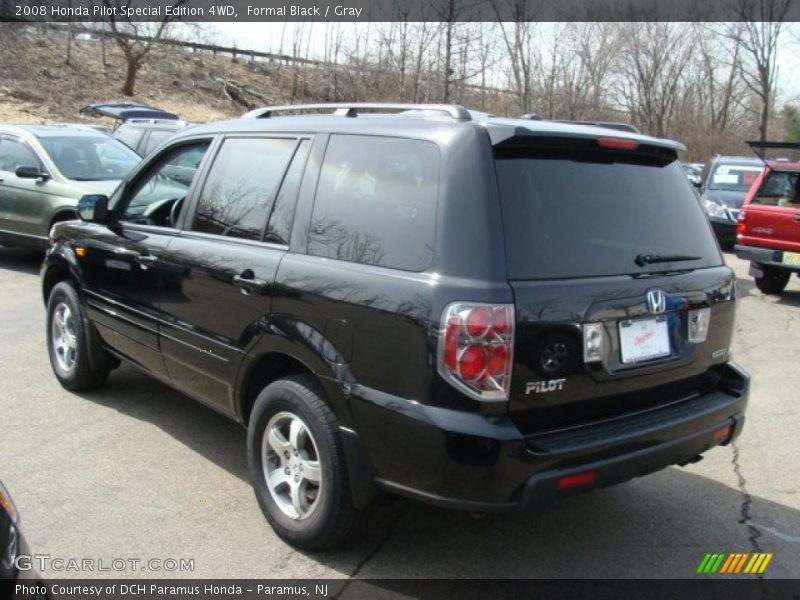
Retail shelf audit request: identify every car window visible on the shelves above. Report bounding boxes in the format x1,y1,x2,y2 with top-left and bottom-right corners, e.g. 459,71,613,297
142,130,175,156
121,142,210,227
264,139,310,245
113,126,144,153
707,163,763,192
752,170,800,208
496,147,722,279
39,136,140,181
192,137,297,241
0,136,42,173
307,135,439,271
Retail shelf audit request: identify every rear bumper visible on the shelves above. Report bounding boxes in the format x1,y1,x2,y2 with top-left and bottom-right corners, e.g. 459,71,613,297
735,244,800,273
352,362,749,511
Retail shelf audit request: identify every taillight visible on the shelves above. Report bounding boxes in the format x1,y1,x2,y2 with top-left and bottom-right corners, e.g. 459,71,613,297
736,210,747,235
438,303,514,401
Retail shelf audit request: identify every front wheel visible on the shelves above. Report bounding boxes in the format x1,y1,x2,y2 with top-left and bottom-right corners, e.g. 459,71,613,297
46,281,109,391
247,376,360,550
754,266,790,295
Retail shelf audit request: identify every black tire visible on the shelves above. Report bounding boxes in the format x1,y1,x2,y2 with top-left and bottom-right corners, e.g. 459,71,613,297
46,281,110,391
754,266,790,295
247,375,360,550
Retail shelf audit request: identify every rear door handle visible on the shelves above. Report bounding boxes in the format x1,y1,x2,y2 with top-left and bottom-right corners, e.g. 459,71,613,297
135,254,158,268
233,270,270,294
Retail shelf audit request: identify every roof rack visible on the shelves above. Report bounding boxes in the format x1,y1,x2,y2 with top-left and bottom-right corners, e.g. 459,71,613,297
241,103,472,121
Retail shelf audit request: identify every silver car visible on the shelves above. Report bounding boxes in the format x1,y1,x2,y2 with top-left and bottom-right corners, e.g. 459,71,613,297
0,125,140,249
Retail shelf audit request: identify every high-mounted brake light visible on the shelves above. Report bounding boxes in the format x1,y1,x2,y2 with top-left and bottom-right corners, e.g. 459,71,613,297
438,303,514,402
597,137,640,150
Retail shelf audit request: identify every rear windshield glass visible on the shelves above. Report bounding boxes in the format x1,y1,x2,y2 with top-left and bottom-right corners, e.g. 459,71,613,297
752,170,800,208
496,147,722,279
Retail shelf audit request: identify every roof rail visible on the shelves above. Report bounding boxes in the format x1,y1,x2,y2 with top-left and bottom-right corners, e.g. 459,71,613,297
241,103,472,121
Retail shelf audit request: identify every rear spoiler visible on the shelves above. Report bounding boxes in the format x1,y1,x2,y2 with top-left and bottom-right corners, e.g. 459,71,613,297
747,140,800,164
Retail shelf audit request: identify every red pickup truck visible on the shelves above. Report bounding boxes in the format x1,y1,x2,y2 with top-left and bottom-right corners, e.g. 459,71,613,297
734,141,800,295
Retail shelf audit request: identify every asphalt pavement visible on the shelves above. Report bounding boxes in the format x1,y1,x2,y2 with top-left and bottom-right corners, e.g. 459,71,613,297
1,247,798,579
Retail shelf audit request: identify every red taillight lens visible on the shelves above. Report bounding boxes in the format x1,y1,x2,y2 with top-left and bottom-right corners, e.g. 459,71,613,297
438,303,515,401
736,211,747,235
597,137,639,150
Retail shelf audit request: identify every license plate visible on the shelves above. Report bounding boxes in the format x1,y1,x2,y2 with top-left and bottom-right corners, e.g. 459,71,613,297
619,316,670,364
782,251,800,267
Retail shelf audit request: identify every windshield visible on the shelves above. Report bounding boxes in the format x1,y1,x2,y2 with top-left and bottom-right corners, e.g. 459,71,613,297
707,163,762,192
495,147,722,279
39,136,140,181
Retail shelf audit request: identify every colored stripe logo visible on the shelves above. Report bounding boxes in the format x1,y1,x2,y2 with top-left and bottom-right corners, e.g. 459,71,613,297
696,553,773,574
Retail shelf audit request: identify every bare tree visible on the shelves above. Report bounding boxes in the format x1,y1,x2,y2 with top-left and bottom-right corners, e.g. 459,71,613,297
101,0,188,96
492,1,538,112
722,0,792,141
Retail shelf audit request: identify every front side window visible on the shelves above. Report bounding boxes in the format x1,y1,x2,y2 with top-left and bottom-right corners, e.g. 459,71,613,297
307,135,439,271
39,136,140,181
192,137,297,241
121,142,209,227
0,136,42,173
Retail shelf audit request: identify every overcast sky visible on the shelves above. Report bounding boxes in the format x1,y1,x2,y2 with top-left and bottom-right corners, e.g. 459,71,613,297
193,22,800,104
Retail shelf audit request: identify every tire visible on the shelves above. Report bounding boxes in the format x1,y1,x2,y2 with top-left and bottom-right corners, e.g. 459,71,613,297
247,375,360,550
46,281,110,391
754,266,790,295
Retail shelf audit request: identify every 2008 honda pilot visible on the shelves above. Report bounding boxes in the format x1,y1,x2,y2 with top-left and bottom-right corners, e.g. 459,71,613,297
41,104,749,550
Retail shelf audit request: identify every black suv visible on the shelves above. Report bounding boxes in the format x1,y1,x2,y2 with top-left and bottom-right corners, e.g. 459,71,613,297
42,103,749,550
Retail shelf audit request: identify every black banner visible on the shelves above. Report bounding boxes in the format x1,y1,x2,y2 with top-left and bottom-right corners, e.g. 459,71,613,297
2,0,800,22
7,579,800,600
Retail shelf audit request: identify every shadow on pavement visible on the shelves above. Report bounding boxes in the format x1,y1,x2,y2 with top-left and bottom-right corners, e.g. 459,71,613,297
76,365,800,579
0,247,44,276
737,275,800,308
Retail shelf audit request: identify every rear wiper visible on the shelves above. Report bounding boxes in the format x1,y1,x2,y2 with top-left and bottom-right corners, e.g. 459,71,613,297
635,253,701,267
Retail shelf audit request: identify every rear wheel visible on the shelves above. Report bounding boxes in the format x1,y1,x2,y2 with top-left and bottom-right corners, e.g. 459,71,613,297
46,281,109,391
754,266,790,295
247,375,361,550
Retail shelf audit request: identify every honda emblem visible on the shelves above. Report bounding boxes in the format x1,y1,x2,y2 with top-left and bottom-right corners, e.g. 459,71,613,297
646,290,667,315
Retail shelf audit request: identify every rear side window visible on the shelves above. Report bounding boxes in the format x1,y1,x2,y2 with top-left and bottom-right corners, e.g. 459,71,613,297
114,126,143,152
192,137,297,241
307,134,439,271
752,170,800,208
496,147,722,279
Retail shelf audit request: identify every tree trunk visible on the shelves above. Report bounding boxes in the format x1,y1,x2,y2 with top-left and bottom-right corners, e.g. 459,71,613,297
122,59,140,96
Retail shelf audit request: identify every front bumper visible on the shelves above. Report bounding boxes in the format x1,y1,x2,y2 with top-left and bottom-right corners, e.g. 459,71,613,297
735,244,800,274
709,217,736,248
350,362,749,511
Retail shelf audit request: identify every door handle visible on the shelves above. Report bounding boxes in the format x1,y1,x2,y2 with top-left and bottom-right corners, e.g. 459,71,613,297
793,214,800,221
135,254,158,268
233,270,270,295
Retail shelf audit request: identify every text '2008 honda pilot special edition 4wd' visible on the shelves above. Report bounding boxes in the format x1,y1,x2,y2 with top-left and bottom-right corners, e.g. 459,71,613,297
42,104,749,549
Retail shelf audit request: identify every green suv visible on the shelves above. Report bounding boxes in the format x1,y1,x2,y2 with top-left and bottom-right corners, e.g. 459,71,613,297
0,125,140,249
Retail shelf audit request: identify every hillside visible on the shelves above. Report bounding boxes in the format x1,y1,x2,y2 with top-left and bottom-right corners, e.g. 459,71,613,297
0,26,315,126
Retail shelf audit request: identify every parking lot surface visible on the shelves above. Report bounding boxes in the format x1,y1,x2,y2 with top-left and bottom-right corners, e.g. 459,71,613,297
1,248,799,579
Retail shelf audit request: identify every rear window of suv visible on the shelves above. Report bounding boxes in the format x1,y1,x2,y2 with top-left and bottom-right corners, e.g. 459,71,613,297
495,146,722,279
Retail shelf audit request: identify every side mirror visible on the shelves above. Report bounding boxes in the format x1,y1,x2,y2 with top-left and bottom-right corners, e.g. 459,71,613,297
77,194,109,224
15,165,50,181
692,180,703,189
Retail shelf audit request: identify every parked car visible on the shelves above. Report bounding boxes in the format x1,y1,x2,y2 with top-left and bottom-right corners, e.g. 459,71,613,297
43,103,749,550
682,163,702,188
0,125,140,250
701,156,764,250
79,103,187,157
0,479,41,593
735,141,800,295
